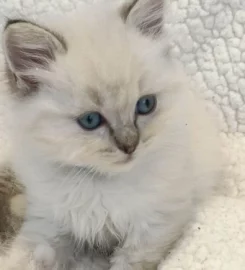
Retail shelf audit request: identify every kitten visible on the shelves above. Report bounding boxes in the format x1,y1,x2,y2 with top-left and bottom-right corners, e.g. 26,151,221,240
1,0,222,269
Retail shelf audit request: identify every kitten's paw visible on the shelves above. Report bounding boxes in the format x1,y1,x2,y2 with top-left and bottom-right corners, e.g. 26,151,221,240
2,241,57,270
33,244,56,268
110,256,132,270
72,256,109,270
110,256,157,270
110,264,156,270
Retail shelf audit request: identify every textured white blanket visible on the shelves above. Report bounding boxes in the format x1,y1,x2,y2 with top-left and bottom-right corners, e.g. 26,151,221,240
0,0,244,269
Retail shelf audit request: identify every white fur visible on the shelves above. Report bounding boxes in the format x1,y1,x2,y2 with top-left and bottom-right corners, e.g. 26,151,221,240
2,0,222,269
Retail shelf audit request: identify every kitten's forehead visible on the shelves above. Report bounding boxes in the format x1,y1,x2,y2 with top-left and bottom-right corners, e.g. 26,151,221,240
64,28,142,86
85,81,139,114
56,17,145,109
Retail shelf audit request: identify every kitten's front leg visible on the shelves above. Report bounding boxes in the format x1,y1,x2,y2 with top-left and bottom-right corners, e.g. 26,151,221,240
110,249,159,270
71,256,109,270
109,221,185,270
5,218,72,270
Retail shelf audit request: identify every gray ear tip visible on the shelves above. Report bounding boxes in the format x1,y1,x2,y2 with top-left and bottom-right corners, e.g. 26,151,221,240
4,19,28,30
4,19,41,35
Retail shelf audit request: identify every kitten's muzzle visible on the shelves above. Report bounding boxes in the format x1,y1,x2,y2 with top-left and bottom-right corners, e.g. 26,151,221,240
113,126,139,155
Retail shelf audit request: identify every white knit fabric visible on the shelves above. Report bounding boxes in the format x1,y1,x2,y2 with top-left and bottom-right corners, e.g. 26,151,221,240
0,0,244,269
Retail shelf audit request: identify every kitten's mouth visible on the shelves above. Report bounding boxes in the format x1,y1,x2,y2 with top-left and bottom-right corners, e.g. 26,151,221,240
114,154,134,165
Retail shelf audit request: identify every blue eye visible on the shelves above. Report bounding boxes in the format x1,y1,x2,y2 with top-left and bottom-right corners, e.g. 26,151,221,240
77,112,103,130
136,95,157,115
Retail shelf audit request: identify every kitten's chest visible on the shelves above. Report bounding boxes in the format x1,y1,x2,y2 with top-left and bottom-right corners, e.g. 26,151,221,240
57,175,158,252
59,189,127,255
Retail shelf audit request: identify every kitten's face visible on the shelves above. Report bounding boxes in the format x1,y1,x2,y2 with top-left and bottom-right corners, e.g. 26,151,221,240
3,0,174,174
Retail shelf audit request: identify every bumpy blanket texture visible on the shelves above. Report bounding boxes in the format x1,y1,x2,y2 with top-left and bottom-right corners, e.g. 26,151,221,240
0,0,244,269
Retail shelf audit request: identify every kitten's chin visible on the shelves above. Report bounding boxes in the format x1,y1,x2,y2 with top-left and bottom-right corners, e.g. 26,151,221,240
92,155,137,175
112,156,135,171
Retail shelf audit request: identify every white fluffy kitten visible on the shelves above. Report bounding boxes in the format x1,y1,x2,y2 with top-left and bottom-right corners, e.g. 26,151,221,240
2,0,222,269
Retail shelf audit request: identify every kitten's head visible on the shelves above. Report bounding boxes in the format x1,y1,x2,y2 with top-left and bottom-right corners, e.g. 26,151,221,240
3,0,180,174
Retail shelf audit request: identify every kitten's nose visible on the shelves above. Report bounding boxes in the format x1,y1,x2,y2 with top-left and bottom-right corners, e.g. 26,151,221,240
113,126,139,155
117,141,138,155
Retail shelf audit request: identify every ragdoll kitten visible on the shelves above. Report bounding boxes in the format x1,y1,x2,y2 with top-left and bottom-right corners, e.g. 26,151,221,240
1,0,222,269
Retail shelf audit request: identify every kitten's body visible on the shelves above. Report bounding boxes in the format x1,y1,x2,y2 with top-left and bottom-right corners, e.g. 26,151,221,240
1,0,222,269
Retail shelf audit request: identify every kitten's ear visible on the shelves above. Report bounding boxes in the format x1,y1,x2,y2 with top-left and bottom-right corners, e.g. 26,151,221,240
3,20,67,95
120,0,164,38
